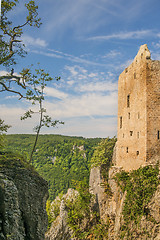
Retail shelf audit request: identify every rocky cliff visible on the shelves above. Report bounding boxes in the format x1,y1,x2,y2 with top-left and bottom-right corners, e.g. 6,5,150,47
45,189,77,240
0,153,48,240
89,164,160,239
45,142,160,240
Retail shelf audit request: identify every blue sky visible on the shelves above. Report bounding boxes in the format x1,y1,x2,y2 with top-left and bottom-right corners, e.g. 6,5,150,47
1,0,160,138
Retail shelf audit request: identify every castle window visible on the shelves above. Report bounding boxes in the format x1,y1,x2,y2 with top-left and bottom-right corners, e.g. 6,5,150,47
126,147,128,153
138,112,140,119
120,116,122,129
127,95,130,108
137,132,139,138
134,72,136,79
158,130,160,140
136,151,139,156
130,131,133,136
128,112,130,119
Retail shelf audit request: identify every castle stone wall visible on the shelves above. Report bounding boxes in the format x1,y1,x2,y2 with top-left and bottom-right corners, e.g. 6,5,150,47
146,60,160,163
116,44,160,171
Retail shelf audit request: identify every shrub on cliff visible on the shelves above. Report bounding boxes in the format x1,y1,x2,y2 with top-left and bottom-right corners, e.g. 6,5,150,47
90,137,116,168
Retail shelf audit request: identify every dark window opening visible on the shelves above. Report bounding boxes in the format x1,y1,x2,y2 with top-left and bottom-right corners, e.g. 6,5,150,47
130,131,133,136
127,95,130,108
158,130,160,140
126,147,128,153
137,132,139,138
136,151,139,156
128,112,130,119
120,116,122,129
134,72,136,79
138,112,140,119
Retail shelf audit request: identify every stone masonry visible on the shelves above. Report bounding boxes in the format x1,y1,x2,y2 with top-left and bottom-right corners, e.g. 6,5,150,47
116,44,160,171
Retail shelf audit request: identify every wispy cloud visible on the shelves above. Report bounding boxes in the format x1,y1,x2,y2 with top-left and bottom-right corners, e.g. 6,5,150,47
31,48,108,67
22,35,48,48
78,81,117,92
45,87,68,99
102,50,121,58
88,30,154,41
45,92,118,119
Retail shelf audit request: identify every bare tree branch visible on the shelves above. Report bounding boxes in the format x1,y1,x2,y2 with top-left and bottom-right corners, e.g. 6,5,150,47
0,82,24,99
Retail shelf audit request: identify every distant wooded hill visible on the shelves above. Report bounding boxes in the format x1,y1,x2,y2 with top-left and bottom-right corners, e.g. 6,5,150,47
5,134,102,200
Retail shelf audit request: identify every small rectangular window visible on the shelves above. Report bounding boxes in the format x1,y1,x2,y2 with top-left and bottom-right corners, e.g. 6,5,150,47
126,147,128,153
134,72,136,79
130,131,133,136
138,112,140,119
136,151,139,156
120,116,122,129
158,131,160,140
137,132,139,138
128,112,130,119
127,95,130,108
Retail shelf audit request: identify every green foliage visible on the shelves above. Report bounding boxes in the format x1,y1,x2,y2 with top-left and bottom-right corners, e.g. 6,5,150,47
20,67,64,163
46,200,55,229
0,150,35,172
90,137,116,195
0,119,11,148
66,180,92,239
91,219,109,240
4,134,102,200
1,0,41,67
90,137,116,168
115,165,159,239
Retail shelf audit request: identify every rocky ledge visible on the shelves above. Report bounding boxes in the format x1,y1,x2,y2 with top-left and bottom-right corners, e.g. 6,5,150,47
0,153,48,240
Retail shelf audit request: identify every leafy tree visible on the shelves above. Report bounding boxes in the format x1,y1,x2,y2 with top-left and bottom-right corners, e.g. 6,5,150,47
90,136,116,167
0,119,10,148
0,0,41,97
115,165,159,239
21,67,64,163
0,1,64,162
4,134,102,199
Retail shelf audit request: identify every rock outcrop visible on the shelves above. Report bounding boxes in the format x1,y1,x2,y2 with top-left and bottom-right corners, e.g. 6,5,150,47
45,189,77,240
0,156,48,240
89,163,160,239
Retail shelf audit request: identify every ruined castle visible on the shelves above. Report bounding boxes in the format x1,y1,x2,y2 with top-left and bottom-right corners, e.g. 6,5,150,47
116,44,160,171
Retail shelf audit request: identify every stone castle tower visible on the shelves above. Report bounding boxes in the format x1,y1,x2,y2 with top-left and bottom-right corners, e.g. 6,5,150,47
116,44,160,171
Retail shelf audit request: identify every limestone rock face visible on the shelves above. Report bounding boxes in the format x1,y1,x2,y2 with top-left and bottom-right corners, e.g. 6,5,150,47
89,164,160,240
0,162,48,240
45,189,77,240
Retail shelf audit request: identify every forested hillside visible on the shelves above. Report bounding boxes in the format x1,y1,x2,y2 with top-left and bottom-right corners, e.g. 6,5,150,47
4,134,102,200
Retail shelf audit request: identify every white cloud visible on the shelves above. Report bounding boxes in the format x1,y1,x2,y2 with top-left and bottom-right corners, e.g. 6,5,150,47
0,90,118,137
45,91,118,119
32,48,107,67
102,50,121,58
49,117,117,138
5,95,19,100
152,41,160,49
45,87,68,99
88,30,153,41
22,35,47,47
78,81,117,92
67,80,75,86
0,71,8,76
